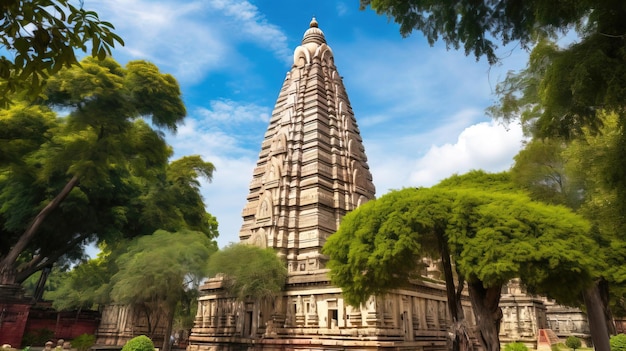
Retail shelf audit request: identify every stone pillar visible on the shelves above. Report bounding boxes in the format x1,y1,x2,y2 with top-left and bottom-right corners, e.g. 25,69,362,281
348,306,363,327
365,296,381,327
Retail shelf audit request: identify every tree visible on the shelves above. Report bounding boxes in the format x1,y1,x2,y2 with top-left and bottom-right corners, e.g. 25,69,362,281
207,244,288,301
0,0,124,106
566,336,582,350
510,115,626,343
324,171,600,351
110,230,216,351
360,1,624,67
0,56,187,286
41,154,218,321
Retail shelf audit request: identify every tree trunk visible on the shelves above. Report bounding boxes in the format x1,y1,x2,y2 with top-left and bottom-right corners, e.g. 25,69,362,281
0,175,79,285
597,278,616,335
437,228,473,351
583,283,611,351
468,281,502,351
162,305,175,351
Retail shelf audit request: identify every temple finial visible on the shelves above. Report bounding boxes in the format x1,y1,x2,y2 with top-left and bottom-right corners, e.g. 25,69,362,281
310,17,318,28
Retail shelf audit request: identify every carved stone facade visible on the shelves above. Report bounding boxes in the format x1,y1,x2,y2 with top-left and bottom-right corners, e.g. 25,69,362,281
499,280,591,348
238,17,375,273
96,304,167,347
187,19,466,351
189,271,472,351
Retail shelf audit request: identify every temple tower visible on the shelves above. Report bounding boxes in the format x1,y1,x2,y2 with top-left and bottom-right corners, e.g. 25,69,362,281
188,19,461,351
239,18,375,272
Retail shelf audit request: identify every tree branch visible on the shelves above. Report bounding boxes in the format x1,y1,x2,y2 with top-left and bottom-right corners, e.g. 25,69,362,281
0,175,80,284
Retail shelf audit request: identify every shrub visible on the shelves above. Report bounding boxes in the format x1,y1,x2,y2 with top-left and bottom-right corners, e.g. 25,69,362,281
611,334,626,351
504,342,529,351
121,336,154,351
71,334,95,351
21,328,54,347
565,336,582,350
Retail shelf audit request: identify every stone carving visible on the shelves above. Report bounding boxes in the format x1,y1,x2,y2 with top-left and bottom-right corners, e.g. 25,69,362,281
426,300,437,330
309,295,317,314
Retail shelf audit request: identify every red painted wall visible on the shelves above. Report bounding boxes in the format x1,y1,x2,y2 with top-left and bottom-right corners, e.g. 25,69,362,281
0,303,31,347
25,306,100,342
1,302,100,348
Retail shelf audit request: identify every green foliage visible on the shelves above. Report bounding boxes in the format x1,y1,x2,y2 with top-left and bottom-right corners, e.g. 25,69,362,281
566,336,582,350
207,244,287,301
510,113,626,312
323,187,437,306
611,334,626,351
21,328,54,346
324,171,599,307
0,0,124,106
0,56,215,286
504,342,529,351
121,335,154,351
361,0,600,65
70,334,95,351
48,256,112,310
111,230,216,306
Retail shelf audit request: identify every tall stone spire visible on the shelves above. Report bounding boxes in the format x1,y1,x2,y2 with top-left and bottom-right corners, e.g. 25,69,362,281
239,18,375,272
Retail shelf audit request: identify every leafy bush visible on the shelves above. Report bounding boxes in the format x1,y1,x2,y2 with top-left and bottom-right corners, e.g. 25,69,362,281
611,334,626,351
71,334,95,351
121,336,154,351
504,342,529,351
21,328,54,347
566,336,582,350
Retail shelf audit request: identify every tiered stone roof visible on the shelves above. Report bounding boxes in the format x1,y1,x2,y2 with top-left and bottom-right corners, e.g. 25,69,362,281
238,18,376,271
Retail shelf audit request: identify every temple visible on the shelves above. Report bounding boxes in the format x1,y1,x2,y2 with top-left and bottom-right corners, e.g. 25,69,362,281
187,18,468,351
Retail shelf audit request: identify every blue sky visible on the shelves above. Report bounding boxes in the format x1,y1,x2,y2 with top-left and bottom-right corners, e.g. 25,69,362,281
87,0,528,248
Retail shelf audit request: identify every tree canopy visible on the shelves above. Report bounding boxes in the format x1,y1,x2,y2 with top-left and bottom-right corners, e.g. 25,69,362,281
361,0,623,65
0,56,206,286
1,0,123,106
207,244,288,301
324,171,599,351
110,229,216,351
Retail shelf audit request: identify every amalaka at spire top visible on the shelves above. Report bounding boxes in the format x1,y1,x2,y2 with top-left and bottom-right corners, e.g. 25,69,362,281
301,17,326,46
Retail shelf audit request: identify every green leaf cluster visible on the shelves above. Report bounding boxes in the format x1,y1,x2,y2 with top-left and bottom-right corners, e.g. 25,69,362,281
504,342,529,351
510,113,626,314
110,230,216,307
0,0,124,106
121,335,154,351
566,336,582,350
324,170,598,307
207,244,287,301
361,0,595,64
1,56,216,286
70,334,95,351
610,334,626,351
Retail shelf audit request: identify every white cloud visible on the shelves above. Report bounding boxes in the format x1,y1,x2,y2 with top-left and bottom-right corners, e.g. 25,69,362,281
206,0,291,62
89,0,290,83
165,100,272,247
409,120,524,187
336,2,349,16
196,99,271,124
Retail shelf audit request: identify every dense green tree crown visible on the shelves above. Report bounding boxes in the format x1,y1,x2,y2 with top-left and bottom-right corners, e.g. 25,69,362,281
0,57,215,285
110,230,216,306
207,244,287,301
324,171,599,307
1,0,124,106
